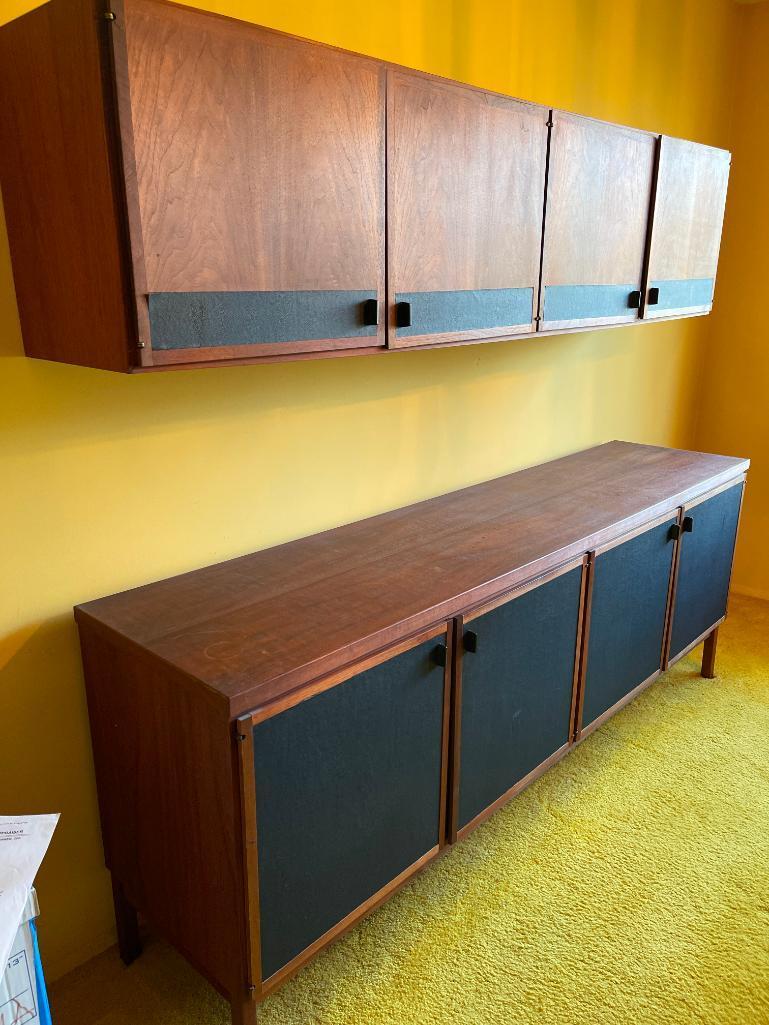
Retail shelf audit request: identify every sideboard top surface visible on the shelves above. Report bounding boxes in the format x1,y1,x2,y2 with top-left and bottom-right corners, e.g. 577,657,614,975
75,442,748,716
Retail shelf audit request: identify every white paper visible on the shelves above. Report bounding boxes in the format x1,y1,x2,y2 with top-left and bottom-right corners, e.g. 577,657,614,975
0,816,59,973
2,920,40,1024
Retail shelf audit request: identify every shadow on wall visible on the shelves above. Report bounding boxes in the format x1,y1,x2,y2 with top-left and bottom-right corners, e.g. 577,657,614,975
0,615,116,974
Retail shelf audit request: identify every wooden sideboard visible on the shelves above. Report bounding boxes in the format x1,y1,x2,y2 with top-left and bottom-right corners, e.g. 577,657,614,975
75,441,747,1023
0,0,730,372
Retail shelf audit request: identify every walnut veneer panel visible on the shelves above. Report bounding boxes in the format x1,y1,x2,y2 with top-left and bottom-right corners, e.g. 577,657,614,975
122,0,385,296
387,70,548,344
644,136,730,318
0,0,133,371
541,113,656,328
75,442,748,717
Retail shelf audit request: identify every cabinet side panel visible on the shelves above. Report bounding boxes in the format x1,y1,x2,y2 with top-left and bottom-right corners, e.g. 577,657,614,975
0,0,133,371
78,624,245,997
669,483,744,659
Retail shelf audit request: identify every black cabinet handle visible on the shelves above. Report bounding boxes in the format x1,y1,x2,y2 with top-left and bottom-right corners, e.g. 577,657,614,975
668,523,682,541
628,290,641,310
463,630,478,654
362,298,378,327
430,643,447,668
683,516,694,533
648,286,660,305
395,301,412,328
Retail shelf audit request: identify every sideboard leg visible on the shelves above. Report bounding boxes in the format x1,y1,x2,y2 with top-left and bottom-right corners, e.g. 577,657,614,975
231,993,258,1025
702,626,719,679
111,877,142,966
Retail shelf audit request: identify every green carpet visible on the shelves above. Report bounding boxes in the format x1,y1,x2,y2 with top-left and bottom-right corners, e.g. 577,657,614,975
52,595,769,1025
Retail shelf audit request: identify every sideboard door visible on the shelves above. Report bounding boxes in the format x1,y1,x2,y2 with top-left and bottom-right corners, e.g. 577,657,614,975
119,0,386,365
580,515,678,733
456,562,584,837
668,483,743,662
643,138,730,320
248,629,448,986
539,113,656,331
387,69,548,348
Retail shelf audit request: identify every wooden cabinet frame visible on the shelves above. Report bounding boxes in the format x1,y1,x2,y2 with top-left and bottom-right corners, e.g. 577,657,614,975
0,0,731,371
76,443,749,1025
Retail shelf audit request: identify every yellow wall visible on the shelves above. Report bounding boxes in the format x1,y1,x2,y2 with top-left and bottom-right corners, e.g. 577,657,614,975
0,0,741,981
696,1,769,600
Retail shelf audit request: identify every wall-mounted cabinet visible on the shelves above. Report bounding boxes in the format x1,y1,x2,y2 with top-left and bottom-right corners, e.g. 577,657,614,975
76,441,748,1024
0,0,731,372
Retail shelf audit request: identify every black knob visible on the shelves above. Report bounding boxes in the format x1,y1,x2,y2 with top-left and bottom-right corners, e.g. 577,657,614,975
430,643,447,668
668,523,682,542
683,516,694,533
648,286,660,305
463,630,478,653
362,298,379,327
395,301,412,328
628,290,641,309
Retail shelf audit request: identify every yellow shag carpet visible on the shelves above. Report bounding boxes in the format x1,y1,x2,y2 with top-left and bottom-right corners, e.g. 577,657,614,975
51,595,769,1025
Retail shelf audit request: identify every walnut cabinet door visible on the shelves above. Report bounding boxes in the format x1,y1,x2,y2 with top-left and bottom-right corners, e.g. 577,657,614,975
539,113,657,331
643,137,730,320
387,69,549,348
115,0,386,366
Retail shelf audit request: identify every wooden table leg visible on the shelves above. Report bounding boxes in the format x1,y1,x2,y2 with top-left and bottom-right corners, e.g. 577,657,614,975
702,626,719,679
231,993,258,1025
111,877,142,966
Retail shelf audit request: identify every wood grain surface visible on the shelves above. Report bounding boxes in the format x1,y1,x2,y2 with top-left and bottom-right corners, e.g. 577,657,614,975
79,626,247,1001
75,442,748,719
123,0,385,299
644,135,730,316
0,0,134,370
387,69,548,344
541,113,656,323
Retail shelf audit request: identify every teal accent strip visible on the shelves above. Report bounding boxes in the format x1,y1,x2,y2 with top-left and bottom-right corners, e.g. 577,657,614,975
650,278,714,312
149,291,378,349
30,920,52,1025
395,288,533,337
543,284,638,323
